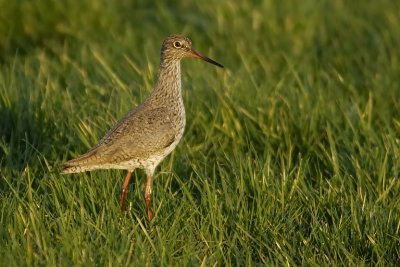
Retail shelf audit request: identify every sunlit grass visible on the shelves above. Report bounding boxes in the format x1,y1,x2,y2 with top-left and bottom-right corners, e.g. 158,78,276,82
1,0,400,266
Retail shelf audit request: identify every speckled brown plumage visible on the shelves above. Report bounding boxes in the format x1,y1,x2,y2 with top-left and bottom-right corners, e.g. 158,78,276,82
61,35,223,220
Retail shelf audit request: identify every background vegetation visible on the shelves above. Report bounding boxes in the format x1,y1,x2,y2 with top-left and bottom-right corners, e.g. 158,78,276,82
1,0,399,265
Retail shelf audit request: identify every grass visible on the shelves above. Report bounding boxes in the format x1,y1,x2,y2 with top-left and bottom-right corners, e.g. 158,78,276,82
1,0,400,265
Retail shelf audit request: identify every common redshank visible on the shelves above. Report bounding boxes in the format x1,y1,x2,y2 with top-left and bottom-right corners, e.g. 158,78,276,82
61,35,223,221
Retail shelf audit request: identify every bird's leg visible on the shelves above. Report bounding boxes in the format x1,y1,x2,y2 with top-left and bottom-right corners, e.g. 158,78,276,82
121,171,133,213
144,175,153,221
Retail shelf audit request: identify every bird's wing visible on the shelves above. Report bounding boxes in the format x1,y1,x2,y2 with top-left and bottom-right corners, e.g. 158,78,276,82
64,106,176,166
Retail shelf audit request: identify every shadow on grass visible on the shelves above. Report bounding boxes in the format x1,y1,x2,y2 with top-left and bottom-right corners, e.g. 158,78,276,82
0,103,63,172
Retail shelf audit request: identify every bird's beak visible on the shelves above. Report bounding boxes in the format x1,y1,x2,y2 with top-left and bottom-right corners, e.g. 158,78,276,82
188,49,224,68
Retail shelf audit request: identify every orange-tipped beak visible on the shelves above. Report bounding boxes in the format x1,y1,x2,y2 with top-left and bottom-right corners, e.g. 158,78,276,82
188,50,224,68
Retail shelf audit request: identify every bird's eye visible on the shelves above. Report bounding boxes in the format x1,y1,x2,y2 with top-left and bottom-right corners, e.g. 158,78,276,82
173,41,182,48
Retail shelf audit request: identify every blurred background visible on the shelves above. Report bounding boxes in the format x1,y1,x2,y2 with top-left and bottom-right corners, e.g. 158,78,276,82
1,0,400,265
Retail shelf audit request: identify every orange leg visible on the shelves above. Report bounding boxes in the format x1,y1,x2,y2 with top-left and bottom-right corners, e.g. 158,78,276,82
144,175,153,221
120,171,133,213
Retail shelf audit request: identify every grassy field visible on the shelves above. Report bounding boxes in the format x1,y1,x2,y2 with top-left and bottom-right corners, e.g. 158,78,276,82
1,0,400,266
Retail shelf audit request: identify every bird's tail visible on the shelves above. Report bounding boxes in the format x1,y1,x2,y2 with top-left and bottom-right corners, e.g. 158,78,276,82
61,161,97,174
61,148,102,174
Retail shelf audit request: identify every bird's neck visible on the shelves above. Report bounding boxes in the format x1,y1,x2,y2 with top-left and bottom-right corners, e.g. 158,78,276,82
152,60,182,102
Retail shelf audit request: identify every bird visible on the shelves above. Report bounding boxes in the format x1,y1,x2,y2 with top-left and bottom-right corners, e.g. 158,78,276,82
61,35,223,221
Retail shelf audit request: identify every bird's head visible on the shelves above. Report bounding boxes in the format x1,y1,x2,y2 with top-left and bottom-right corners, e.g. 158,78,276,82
161,35,223,68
